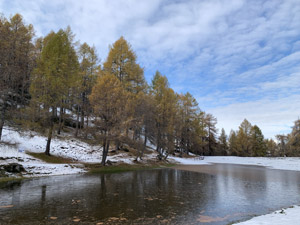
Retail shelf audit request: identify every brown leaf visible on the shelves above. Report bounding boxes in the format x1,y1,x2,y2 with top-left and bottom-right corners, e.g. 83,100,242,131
0,205,14,208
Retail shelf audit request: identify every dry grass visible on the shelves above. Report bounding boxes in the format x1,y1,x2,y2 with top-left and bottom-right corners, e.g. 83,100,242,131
27,152,75,164
87,162,176,174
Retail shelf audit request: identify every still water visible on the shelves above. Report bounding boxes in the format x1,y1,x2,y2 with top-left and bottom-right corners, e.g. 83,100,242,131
0,164,300,224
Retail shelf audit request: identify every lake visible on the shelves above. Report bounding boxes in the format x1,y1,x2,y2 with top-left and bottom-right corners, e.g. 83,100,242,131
1,164,300,224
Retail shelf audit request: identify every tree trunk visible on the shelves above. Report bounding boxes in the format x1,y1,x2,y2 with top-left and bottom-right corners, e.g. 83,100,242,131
156,130,160,153
81,110,84,129
141,133,147,160
84,115,89,139
57,106,64,135
163,152,169,160
45,121,54,156
115,139,121,152
75,105,80,137
101,137,110,166
81,92,86,129
0,105,6,141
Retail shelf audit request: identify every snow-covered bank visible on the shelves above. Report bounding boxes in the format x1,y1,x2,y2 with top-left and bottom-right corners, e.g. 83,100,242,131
235,205,300,225
0,133,86,178
170,156,300,172
1,127,103,163
0,127,155,178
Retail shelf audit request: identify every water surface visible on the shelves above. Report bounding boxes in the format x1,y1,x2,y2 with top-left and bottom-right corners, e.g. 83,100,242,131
0,164,300,224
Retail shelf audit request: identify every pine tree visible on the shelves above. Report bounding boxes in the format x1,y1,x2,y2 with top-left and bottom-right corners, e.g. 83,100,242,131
195,111,208,155
250,125,267,156
219,128,228,155
204,113,218,156
228,130,238,155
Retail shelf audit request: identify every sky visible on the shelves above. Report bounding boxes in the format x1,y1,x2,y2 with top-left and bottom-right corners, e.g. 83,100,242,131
1,0,300,138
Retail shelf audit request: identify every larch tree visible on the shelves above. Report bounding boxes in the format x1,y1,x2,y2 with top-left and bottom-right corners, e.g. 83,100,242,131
102,37,146,146
74,42,99,137
190,112,207,155
151,71,177,159
287,119,300,156
265,138,277,156
103,36,146,94
236,119,252,156
276,134,288,156
132,91,156,161
0,14,35,140
176,92,200,156
89,73,127,165
30,28,79,155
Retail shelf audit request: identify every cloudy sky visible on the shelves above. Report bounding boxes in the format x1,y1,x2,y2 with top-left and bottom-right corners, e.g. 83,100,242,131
1,0,299,138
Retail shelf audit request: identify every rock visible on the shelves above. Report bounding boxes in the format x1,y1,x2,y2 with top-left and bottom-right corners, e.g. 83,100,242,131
3,163,26,173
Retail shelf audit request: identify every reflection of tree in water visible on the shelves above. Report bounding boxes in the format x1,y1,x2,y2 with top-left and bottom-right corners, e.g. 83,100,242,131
41,185,47,206
1,167,300,225
86,169,213,224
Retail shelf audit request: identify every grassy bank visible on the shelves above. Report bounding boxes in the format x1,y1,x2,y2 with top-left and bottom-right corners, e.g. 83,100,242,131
87,162,176,174
0,176,27,186
27,152,75,164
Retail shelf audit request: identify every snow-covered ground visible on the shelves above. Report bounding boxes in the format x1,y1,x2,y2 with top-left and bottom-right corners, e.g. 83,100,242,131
170,156,300,172
235,205,300,225
1,127,102,163
0,126,155,178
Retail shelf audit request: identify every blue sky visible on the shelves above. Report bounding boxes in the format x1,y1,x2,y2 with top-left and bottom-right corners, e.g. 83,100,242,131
1,0,299,138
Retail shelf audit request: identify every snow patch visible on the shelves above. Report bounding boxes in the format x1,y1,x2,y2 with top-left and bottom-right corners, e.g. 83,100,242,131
169,156,300,172
236,206,300,225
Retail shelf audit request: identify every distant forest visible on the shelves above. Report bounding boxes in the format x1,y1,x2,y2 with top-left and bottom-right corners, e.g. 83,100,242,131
1,13,299,165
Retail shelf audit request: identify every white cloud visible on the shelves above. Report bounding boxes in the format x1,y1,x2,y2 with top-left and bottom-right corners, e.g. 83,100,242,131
1,0,300,138
210,94,300,138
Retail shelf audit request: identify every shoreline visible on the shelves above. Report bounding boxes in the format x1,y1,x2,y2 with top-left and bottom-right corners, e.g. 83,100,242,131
0,161,176,183
1,161,300,224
